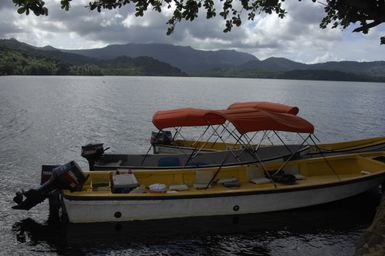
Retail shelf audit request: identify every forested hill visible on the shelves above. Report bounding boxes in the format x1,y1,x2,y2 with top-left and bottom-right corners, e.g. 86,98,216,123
65,43,257,74
1,38,385,82
67,43,385,81
0,39,187,76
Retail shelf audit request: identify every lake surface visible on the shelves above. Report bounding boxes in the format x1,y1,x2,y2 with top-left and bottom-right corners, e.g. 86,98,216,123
1,76,385,255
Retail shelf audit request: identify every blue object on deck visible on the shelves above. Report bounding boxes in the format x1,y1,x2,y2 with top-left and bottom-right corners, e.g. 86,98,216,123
158,157,181,167
186,162,207,167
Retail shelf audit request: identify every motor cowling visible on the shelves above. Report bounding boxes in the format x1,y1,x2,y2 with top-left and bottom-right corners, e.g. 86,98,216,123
150,131,172,145
12,161,87,211
81,143,106,171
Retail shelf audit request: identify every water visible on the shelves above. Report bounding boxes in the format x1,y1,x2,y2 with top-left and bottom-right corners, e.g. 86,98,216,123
1,76,385,255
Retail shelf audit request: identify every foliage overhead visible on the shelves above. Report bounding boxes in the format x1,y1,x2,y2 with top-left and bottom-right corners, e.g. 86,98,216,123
11,0,385,43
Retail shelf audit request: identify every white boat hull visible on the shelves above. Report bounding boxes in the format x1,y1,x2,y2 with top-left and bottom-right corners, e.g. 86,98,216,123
63,175,385,223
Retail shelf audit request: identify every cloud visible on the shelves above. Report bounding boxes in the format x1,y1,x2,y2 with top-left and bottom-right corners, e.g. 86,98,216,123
0,1,16,10
1,0,384,63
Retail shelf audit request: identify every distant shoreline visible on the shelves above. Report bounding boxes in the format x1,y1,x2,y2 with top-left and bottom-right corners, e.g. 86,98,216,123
1,74,385,83
1,38,385,83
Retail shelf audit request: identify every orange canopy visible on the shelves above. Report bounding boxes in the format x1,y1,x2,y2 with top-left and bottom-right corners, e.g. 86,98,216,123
152,108,225,129
228,101,299,115
221,108,314,134
152,107,314,134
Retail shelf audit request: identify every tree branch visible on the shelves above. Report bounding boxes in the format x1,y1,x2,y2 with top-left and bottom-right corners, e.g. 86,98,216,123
353,20,384,33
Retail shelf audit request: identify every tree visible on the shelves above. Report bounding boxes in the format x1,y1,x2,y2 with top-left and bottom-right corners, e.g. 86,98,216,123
11,0,385,43
320,0,385,44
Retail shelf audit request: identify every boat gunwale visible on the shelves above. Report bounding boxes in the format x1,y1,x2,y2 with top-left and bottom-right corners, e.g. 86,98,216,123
159,138,385,155
309,141,385,155
94,145,310,170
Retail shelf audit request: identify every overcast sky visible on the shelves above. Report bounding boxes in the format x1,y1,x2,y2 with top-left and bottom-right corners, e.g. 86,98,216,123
1,0,385,63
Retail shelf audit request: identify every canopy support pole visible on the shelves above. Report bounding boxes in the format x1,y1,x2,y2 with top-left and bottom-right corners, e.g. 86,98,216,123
140,130,158,166
191,125,211,148
183,125,212,167
172,127,192,156
208,122,232,149
216,124,253,162
254,131,269,153
271,134,312,177
243,146,278,188
171,128,178,141
244,131,260,148
309,135,341,181
193,125,217,153
273,131,293,154
205,135,245,189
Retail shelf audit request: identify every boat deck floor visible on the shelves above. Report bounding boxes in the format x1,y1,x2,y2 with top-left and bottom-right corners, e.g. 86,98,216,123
71,174,364,197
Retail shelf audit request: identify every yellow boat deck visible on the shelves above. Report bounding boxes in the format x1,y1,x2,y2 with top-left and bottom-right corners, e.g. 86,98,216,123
65,152,385,198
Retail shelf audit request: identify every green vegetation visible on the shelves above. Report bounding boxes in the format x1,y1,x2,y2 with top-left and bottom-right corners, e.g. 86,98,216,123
1,39,384,82
279,70,385,82
199,68,280,79
0,46,65,75
0,45,102,75
0,42,186,76
201,68,385,83
99,56,186,76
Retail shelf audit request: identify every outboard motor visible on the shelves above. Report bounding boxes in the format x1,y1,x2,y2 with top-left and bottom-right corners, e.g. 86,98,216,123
12,161,87,211
150,131,172,145
81,143,108,171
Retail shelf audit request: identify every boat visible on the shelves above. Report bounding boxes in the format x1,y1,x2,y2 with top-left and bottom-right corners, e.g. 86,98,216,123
149,102,385,155
85,102,385,171
12,151,385,223
156,135,385,155
83,106,314,170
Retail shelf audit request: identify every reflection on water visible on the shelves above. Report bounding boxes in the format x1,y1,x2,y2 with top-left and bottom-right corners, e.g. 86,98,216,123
12,191,381,256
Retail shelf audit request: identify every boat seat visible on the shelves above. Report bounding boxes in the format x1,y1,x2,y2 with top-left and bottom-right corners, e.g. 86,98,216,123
194,170,214,189
247,166,271,184
169,184,189,191
283,165,305,180
250,177,271,184
112,171,139,193
217,178,238,184
218,178,241,187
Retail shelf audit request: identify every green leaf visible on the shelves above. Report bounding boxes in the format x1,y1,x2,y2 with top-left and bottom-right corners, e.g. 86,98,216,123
17,7,26,14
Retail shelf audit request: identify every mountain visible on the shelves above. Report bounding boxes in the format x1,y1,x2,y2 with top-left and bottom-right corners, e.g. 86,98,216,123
240,57,385,78
240,57,307,71
0,39,186,76
308,61,385,77
98,56,187,76
66,42,385,78
0,38,95,65
1,38,385,82
279,69,383,82
65,43,258,74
